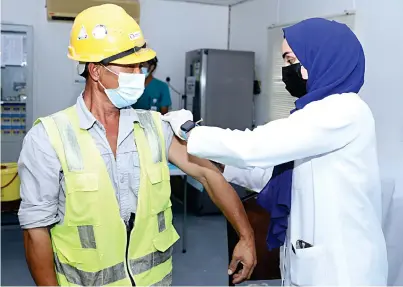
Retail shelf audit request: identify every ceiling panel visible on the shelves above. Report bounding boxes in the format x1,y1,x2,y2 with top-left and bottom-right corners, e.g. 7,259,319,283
163,0,250,6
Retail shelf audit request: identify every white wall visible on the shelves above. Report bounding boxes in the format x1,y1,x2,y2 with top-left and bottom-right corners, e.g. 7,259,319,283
354,2,403,282
354,0,403,179
229,0,277,127
277,0,354,25
139,0,229,109
0,0,229,120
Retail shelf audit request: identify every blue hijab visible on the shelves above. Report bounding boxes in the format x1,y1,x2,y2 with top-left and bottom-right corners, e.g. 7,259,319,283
256,18,365,250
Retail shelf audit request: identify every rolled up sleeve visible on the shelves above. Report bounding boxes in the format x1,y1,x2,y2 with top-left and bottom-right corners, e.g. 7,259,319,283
18,123,61,229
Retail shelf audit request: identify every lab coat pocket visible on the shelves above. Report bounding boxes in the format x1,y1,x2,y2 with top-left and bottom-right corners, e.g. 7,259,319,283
290,244,324,286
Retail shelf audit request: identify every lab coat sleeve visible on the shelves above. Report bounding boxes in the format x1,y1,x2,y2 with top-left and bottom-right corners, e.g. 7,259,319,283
223,166,273,193
187,98,362,169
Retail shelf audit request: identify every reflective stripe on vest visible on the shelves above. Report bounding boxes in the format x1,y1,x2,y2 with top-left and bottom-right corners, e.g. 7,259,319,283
129,246,173,275
51,112,84,172
77,225,97,249
157,211,166,233
56,247,173,286
136,110,162,163
38,107,177,286
151,272,173,287
54,253,126,286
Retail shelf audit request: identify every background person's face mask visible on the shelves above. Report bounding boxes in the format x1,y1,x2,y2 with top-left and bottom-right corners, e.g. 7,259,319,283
141,67,149,78
100,66,145,108
282,63,307,98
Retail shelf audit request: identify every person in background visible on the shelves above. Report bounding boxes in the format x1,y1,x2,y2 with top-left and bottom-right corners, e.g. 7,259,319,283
162,18,388,286
17,4,256,286
132,57,172,114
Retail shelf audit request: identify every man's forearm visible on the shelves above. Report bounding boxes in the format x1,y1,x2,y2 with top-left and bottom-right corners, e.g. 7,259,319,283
23,228,58,286
199,168,254,239
167,138,253,239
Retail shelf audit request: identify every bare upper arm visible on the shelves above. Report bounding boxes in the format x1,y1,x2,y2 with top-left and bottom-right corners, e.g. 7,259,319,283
160,118,220,182
168,136,221,183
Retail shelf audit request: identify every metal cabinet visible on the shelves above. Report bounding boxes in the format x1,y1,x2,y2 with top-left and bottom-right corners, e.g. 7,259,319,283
185,49,255,130
1,24,34,163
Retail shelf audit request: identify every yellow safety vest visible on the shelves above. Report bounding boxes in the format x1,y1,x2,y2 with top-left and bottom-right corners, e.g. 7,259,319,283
35,106,179,286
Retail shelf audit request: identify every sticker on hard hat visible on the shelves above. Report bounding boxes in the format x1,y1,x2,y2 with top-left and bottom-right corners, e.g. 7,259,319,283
93,25,108,40
77,26,88,40
129,32,141,40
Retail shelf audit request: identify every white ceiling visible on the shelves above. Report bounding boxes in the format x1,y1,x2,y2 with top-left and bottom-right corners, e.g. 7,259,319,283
163,0,250,6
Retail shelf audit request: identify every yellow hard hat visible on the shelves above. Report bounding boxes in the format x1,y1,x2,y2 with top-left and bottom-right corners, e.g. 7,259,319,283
68,4,156,65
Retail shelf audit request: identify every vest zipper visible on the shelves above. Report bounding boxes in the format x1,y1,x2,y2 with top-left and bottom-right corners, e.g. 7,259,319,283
126,213,136,286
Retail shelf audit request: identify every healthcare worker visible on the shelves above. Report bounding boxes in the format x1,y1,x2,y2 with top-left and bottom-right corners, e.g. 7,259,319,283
163,18,388,286
17,4,256,286
132,57,172,114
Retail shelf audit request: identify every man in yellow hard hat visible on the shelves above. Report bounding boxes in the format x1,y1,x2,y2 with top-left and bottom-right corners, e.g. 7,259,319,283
17,4,256,286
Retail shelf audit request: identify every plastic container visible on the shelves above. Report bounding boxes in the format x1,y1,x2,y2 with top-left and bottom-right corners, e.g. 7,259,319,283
1,163,21,202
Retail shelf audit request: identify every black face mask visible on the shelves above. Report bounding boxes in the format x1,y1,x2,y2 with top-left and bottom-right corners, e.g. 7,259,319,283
282,63,307,98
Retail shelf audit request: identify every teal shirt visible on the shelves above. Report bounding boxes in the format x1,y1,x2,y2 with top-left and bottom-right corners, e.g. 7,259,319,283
132,78,172,111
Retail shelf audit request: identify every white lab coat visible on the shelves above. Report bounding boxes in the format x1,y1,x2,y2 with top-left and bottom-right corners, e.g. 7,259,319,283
223,166,273,192
188,93,388,286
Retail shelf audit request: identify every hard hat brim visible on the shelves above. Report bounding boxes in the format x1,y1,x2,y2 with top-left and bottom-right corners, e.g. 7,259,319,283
68,47,156,65
110,48,157,65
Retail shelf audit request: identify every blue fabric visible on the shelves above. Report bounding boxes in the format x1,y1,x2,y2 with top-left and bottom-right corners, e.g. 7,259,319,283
257,18,365,250
132,78,172,111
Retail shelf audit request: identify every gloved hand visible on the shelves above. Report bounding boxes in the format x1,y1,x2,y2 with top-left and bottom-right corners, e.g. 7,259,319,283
161,109,193,140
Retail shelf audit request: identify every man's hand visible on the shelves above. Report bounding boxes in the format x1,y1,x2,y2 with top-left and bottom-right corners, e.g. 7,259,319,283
161,109,193,140
228,236,257,284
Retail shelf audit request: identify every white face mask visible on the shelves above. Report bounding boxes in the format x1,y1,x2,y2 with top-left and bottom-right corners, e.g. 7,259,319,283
100,66,145,109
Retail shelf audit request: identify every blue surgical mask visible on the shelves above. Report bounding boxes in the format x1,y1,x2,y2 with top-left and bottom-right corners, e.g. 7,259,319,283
100,66,145,108
141,67,149,78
